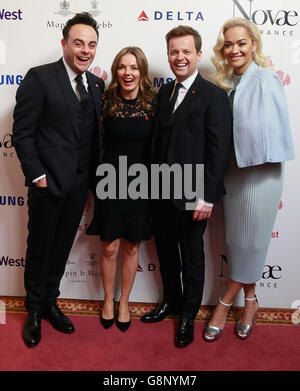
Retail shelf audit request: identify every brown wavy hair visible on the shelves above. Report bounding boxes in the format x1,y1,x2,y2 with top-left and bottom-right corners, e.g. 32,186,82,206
104,47,155,117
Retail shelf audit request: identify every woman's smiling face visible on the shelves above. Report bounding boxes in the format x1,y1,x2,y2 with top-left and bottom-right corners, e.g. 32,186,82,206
223,26,257,75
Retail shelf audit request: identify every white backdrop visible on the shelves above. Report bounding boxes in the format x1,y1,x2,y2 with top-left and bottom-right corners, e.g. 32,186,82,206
0,0,299,309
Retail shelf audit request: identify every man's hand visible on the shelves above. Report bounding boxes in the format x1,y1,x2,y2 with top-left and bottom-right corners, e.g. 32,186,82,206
36,177,48,188
192,204,213,221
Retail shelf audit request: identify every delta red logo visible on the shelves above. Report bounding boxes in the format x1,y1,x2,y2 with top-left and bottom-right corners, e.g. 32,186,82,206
138,10,149,21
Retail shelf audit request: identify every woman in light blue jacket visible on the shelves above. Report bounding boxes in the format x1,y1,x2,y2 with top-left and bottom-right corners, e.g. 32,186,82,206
204,18,294,342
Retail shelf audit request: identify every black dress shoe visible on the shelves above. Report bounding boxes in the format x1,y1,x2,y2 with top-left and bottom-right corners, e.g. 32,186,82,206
140,302,179,323
43,305,75,334
100,314,114,329
175,317,194,348
22,311,41,348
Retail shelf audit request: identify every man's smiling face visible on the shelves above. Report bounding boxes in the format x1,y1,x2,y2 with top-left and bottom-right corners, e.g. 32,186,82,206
168,35,202,82
61,23,98,74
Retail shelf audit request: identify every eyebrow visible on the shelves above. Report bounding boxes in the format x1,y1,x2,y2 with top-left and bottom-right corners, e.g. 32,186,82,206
224,38,248,43
73,38,97,45
118,62,138,66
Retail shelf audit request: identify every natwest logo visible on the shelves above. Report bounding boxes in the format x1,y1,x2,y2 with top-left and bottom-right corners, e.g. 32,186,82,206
0,256,25,267
137,10,204,22
0,9,23,20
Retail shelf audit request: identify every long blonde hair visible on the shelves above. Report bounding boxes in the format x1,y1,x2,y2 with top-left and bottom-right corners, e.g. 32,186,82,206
211,18,271,91
104,46,155,117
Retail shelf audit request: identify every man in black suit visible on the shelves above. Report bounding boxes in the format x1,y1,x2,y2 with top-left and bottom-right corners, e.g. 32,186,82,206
141,26,231,347
12,13,104,347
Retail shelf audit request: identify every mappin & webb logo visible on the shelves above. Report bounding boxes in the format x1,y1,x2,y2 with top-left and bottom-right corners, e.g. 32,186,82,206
54,0,101,17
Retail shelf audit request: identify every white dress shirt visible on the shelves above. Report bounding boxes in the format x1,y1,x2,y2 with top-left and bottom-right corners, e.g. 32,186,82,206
171,71,213,209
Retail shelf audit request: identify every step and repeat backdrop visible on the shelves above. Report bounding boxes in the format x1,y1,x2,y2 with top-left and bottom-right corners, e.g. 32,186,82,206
1,0,299,309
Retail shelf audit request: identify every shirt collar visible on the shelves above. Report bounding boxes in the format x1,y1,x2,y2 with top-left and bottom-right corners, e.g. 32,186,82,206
176,70,198,91
62,57,87,84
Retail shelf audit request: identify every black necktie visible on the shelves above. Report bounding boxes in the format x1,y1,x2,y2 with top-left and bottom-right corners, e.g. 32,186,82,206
229,89,236,111
75,75,89,107
168,82,183,115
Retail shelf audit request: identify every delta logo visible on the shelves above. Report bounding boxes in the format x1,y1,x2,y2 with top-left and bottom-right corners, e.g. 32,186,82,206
138,11,149,21
137,10,204,22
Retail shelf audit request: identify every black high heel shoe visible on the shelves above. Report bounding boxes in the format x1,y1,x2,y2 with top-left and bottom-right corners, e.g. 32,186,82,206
100,315,114,329
116,304,131,332
100,300,115,329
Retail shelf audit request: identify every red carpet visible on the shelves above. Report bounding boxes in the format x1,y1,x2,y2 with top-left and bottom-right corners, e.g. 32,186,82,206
1,312,299,372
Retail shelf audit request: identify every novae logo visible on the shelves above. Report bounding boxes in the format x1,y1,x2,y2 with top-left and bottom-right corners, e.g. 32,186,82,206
232,0,298,26
0,133,14,158
0,133,13,149
262,265,282,280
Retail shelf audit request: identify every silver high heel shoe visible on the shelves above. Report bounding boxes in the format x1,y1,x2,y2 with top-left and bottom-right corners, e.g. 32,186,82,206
235,295,259,340
204,297,232,342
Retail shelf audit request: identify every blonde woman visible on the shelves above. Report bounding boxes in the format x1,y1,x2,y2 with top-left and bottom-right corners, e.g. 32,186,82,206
87,47,155,332
204,18,294,342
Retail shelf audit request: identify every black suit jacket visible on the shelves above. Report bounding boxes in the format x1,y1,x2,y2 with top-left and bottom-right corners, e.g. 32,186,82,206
151,73,232,209
12,58,104,198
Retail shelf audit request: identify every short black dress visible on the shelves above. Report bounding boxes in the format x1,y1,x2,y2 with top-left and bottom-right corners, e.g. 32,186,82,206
87,94,153,243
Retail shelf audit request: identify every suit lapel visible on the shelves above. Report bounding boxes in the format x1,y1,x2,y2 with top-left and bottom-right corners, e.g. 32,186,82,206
156,80,175,129
86,71,101,128
151,80,174,158
55,59,81,142
173,73,203,121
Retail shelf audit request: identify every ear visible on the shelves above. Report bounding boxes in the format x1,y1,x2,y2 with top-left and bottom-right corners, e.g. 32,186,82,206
61,38,66,50
197,50,202,62
252,40,258,52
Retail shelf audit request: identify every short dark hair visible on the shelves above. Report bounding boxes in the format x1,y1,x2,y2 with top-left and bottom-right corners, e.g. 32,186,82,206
166,25,202,52
62,12,99,41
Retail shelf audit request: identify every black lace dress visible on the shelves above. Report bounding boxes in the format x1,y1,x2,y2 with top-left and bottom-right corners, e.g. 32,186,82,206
87,95,154,242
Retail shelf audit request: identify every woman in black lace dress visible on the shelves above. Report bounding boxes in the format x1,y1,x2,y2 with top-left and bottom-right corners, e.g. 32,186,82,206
87,47,155,331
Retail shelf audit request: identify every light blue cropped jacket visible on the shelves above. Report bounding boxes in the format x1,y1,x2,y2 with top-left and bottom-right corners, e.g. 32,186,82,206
229,61,295,168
